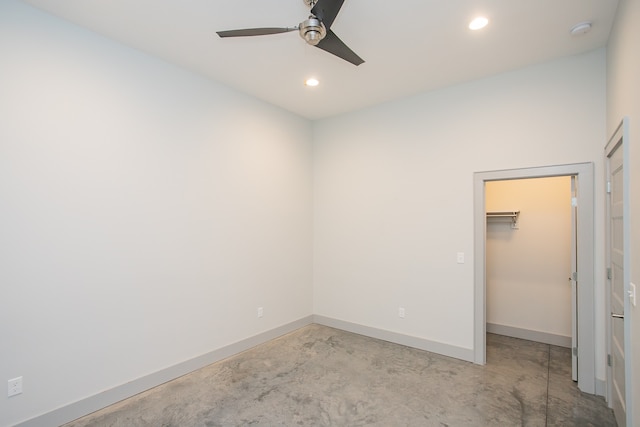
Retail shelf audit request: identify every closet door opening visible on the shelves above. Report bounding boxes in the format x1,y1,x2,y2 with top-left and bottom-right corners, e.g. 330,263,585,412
485,176,575,378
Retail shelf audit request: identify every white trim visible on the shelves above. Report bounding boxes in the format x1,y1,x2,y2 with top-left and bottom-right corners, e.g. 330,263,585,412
487,323,572,348
313,315,475,362
474,163,596,395
597,378,607,398
16,316,314,427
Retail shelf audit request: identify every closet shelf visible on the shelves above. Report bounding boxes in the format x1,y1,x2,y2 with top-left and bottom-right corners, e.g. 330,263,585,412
486,211,520,228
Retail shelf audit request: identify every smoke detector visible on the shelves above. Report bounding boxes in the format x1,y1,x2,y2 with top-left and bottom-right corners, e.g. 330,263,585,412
570,21,592,36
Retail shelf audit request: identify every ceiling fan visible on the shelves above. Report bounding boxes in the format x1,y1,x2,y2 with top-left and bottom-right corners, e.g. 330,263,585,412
216,0,364,66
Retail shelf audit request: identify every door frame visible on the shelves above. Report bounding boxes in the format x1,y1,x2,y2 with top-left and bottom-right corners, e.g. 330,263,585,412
571,175,578,381
605,118,632,426
473,163,596,394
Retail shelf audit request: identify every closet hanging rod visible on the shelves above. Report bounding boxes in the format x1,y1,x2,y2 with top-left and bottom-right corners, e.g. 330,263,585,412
486,211,520,218
486,211,520,228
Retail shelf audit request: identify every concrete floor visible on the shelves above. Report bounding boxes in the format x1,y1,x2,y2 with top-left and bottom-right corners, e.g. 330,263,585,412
63,324,617,426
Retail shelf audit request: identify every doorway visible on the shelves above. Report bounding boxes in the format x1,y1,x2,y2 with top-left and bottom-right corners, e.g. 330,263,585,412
485,177,574,361
473,163,596,395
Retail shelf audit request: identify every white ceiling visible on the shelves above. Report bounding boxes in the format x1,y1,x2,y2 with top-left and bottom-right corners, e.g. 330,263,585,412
22,0,618,120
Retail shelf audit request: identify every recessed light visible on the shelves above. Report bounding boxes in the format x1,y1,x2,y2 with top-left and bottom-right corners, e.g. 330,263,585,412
469,16,489,30
305,78,319,87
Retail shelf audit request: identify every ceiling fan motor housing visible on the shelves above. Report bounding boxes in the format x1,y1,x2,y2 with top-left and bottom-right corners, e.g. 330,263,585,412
299,17,326,45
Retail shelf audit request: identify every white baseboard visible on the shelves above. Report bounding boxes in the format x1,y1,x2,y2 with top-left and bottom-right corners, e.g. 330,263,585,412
18,317,526,426
16,316,314,427
487,323,572,348
596,378,607,398
313,315,475,363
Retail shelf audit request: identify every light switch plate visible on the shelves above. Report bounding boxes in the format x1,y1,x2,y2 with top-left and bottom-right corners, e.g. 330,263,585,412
456,252,465,264
630,283,637,307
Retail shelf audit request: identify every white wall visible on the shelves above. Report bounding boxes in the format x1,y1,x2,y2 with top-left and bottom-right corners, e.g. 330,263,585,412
0,1,313,426
313,48,606,370
0,0,618,424
486,177,572,339
607,0,640,423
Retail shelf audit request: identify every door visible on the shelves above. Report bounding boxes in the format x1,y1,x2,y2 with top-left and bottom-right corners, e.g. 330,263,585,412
570,176,578,382
606,123,626,427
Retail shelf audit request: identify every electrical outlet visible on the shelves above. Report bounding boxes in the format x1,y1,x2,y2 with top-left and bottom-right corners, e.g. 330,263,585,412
257,307,264,318
398,307,405,318
8,377,22,397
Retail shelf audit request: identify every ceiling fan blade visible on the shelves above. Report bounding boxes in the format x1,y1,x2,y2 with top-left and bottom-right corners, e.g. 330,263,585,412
217,27,297,38
315,30,364,66
311,0,345,30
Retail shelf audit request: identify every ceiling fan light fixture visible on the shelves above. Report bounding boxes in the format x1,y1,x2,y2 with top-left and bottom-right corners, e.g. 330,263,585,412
469,16,489,30
299,17,326,45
